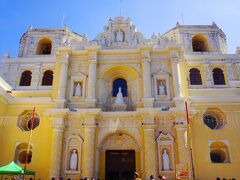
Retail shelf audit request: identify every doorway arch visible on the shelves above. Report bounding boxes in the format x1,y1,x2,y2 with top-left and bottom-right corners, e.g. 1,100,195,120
99,132,142,180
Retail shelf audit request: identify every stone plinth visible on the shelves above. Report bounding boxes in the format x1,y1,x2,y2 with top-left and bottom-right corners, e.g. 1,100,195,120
112,103,127,111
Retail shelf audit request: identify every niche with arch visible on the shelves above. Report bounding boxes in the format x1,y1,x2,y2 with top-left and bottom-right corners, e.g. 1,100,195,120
64,134,83,179
36,38,52,55
157,133,175,174
112,78,128,97
192,35,209,52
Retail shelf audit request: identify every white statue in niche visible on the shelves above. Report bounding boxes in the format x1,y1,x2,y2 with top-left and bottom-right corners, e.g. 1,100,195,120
69,149,78,170
116,30,124,42
162,149,170,171
133,35,138,46
74,83,82,96
115,87,125,104
100,37,106,45
158,81,166,95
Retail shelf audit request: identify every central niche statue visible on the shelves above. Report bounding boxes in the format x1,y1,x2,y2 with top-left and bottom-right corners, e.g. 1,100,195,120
162,149,170,171
69,149,78,170
115,29,124,42
158,81,166,95
112,87,127,111
74,83,82,96
115,87,125,104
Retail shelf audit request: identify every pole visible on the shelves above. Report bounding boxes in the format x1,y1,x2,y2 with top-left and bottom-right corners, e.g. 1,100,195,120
23,107,36,180
185,101,195,179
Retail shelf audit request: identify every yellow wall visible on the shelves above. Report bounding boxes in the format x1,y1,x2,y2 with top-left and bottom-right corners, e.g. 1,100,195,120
0,105,53,180
0,99,7,116
190,105,240,179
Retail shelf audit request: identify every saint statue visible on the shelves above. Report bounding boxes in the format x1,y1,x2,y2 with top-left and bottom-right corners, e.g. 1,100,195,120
100,37,106,45
69,149,78,170
74,83,81,96
133,35,138,46
116,30,124,42
115,87,125,105
162,149,170,171
158,82,166,95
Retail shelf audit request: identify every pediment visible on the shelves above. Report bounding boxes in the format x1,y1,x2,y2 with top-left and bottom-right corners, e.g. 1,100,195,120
157,132,174,142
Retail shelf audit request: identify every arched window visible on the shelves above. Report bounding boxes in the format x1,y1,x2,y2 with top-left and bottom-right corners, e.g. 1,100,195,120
213,68,225,85
113,78,127,97
189,68,202,85
36,38,52,55
192,35,209,52
19,70,32,86
42,70,54,86
14,143,33,164
209,141,230,163
203,109,226,129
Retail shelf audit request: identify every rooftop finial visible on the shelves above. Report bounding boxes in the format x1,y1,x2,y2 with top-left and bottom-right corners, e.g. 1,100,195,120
64,24,69,31
120,0,122,16
28,25,33,31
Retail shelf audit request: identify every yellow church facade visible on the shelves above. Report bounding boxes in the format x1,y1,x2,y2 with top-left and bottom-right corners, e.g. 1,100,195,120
0,17,240,180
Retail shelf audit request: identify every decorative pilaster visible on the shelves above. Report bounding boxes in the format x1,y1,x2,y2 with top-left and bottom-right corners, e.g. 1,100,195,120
237,63,240,80
86,47,99,107
174,123,193,179
49,116,65,179
143,124,157,179
141,48,154,107
227,63,234,81
58,54,69,99
204,63,212,87
32,63,41,89
82,125,96,178
171,51,184,107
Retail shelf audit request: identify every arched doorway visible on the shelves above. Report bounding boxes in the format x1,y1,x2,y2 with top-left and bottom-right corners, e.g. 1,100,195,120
99,133,141,180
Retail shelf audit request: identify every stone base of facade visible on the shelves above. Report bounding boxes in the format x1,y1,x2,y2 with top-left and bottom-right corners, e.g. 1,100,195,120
85,98,96,108
142,98,154,107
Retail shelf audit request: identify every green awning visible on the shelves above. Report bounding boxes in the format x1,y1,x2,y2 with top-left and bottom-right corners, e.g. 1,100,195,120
0,162,35,175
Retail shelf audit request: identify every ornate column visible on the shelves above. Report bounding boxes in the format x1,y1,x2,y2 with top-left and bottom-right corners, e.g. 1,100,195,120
49,115,65,179
32,63,41,89
227,63,234,80
82,117,96,178
143,124,157,179
86,47,99,107
141,48,154,107
171,51,184,107
174,123,193,179
204,63,212,87
236,63,240,80
58,54,69,99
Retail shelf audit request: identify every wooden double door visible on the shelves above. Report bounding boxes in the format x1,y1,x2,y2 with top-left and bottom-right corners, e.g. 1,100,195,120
105,150,135,180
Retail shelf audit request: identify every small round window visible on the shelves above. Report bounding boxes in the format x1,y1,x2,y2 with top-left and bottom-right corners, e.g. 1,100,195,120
18,111,40,131
203,115,217,129
203,109,226,130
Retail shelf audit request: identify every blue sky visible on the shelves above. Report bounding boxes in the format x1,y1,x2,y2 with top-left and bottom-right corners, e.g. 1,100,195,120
0,0,240,56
